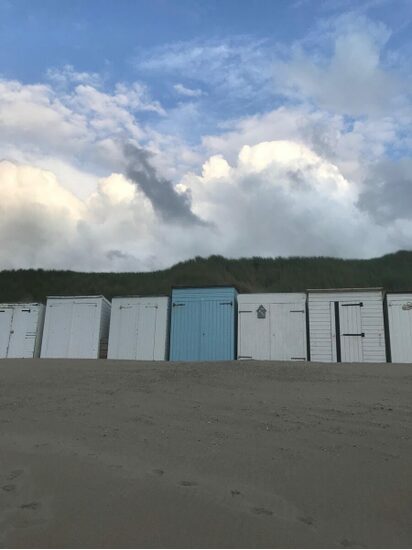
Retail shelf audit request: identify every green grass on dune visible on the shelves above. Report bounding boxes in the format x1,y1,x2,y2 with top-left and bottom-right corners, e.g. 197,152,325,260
0,250,411,303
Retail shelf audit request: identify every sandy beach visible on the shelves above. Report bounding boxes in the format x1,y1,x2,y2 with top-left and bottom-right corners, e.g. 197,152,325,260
0,359,411,548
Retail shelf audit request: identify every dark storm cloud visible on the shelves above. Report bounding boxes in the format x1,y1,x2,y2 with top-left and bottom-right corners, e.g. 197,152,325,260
123,143,206,225
357,159,412,224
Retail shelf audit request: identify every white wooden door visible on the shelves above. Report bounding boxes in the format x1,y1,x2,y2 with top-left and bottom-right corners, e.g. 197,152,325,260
7,306,39,358
116,304,140,360
42,303,72,358
0,308,13,358
136,304,158,360
270,303,307,361
238,304,270,360
339,302,364,362
388,299,412,362
69,302,98,358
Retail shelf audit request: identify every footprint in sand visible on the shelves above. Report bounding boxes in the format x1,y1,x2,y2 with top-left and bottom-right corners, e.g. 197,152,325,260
109,464,123,470
7,469,24,481
2,484,15,493
179,480,197,487
298,515,315,526
340,538,365,548
252,507,273,516
152,469,164,476
20,502,41,510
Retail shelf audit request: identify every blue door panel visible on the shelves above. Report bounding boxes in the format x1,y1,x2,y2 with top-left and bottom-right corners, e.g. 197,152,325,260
169,288,237,361
200,300,234,360
169,300,201,360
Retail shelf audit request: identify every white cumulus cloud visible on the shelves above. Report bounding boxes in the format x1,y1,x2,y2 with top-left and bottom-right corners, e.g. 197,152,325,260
173,83,204,97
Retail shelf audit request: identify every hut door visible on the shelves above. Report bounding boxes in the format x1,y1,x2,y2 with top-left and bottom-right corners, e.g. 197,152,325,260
387,299,412,362
7,306,38,358
117,304,139,360
69,302,98,358
43,302,71,358
0,308,13,358
270,304,306,361
137,305,158,360
170,301,201,361
200,300,233,361
238,304,270,360
339,302,364,362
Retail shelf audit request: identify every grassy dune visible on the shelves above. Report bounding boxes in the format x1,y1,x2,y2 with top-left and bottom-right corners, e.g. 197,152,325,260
1,250,411,303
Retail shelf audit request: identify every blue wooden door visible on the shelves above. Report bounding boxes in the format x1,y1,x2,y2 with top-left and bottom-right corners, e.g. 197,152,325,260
170,300,201,360
200,300,234,360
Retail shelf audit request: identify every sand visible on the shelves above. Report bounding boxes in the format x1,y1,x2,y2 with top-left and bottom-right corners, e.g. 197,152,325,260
0,359,411,549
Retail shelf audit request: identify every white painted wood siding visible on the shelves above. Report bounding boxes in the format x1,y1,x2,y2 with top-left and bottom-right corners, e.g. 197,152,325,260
308,290,386,363
387,293,412,363
0,304,45,359
41,296,110,359
108,297,169,361
237,293,307,361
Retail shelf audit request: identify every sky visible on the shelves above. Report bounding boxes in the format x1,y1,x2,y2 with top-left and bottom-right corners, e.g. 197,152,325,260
0,0,411,271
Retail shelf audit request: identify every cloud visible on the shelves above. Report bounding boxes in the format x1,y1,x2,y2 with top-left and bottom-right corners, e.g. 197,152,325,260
274,15,407,117
0,8,411,272
357,158,412,223
173,83,204,97
182,140,384,259
136,37,275,102
1,138,411,272
0,76,176,203
122,143,206,225
46,64,103,89
0,77,164,168
0,160,165,270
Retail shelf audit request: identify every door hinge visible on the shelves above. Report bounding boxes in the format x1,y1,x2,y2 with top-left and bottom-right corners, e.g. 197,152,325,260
341,302,363,307
219,301,233,306
172,303,185,307
290,310,305,313
342,332,365,337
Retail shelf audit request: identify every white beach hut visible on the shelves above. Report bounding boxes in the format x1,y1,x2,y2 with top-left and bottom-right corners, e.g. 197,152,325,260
107,296,169,360
237,293,308,361
0,303,45,358
40,296,111,359
308,288,386,363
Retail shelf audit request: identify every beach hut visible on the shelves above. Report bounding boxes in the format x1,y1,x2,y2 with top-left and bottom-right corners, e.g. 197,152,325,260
40,296,111,359
169,286,237,361
0,303,45,358
308,288,386,363
386,292,412,363
108,296,169,360
237,293,307,361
